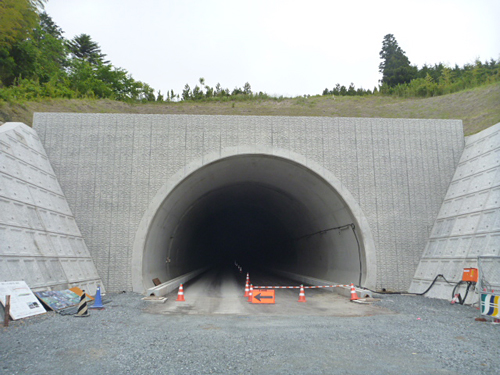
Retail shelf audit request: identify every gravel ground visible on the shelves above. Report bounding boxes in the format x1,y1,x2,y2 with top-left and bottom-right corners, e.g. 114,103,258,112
1,292,499,375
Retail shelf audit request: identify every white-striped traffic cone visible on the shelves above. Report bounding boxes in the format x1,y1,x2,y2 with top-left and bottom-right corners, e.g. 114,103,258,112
244,280,250,297
176,284,186,302
298,285,306,302
248,284,253,302
350,283,359,301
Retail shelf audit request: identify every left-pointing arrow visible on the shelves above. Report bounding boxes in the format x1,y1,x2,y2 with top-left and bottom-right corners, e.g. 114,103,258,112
254,293,273,302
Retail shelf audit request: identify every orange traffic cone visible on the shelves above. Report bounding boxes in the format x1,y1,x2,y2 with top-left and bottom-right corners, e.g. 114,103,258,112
248,284,253,302
244,281,250,297
176,284,185,302
298,285,306,302
350,283,359,301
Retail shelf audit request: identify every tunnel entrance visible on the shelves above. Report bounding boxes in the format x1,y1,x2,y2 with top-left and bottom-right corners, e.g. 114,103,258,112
132,149,376,293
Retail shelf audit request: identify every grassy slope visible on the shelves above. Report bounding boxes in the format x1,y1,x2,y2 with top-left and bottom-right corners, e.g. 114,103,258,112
1,83,498,136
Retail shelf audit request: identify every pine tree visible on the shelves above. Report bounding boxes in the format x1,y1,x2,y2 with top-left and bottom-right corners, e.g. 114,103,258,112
379,34,417,87
67,34,108,65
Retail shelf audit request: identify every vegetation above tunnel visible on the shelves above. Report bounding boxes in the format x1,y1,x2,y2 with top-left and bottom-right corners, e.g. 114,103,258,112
0,2,498,135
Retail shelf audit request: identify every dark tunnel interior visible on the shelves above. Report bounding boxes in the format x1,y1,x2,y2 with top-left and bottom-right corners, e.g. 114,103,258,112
136,154,371,292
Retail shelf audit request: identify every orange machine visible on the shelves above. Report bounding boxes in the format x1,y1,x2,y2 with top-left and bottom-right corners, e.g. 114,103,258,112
462,268,479,283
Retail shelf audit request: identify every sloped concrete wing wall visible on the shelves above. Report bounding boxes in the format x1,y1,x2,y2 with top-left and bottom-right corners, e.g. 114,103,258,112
0,122,103,294
33,114,463,292
410,122,500,299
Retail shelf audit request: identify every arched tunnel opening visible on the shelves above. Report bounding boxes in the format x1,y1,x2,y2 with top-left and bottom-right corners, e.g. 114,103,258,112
133,153,375,293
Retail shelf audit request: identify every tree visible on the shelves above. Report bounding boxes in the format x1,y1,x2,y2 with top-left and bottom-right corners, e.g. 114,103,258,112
0,0,46,85
27,12,68,83
192,85,203,100
243,82,252,95
333,83,341,95
347,82,356,96
231,86,243,96
182,84,191,100
379,34,417,87
215,83,224,97
67,34,108,65
38,11,64,39
0,0,45,49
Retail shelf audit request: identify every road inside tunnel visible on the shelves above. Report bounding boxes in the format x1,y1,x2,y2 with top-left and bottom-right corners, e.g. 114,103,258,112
145,264,389,316
132,151,376,294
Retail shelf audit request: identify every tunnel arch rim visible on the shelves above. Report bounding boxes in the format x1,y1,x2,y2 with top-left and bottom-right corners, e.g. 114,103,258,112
131,145,377,293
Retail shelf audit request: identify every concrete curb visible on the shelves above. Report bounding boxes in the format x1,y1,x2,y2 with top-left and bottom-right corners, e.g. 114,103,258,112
146,267,211,297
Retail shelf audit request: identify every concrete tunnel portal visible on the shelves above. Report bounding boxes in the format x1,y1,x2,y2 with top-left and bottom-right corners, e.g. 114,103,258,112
132,150,377,294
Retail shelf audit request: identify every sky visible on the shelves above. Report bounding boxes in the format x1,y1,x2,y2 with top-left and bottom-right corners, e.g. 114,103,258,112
44,0,500,98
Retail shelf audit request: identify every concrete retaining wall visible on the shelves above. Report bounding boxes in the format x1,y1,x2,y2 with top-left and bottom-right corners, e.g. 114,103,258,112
0,123,103,294
409,122,500,300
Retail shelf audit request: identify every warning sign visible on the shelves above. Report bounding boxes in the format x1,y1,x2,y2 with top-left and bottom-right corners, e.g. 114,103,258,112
0,281,46,320
251,289,275,304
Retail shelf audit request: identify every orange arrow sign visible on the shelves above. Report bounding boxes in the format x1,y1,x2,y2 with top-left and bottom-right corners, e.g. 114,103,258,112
251,289,275,304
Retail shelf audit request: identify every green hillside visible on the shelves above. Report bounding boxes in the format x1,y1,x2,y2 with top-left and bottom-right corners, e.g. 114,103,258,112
1,82,498,136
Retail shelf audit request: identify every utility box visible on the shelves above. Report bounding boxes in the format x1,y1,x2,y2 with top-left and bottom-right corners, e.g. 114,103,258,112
462,268,479,283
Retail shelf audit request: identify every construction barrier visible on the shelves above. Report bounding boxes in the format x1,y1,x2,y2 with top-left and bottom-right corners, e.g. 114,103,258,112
74,291,90,317
251,289,275,304
481,294,500,318
252,284,351,289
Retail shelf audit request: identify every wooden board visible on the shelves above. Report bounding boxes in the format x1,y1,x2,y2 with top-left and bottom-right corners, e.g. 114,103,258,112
0,281,46,320
34,290,82,311
70,287,95,301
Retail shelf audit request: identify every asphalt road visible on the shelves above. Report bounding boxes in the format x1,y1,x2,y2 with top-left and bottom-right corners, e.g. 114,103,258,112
146,265,391,317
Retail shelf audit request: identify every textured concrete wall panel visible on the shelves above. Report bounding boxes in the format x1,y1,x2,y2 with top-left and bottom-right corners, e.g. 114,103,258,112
33,114,464,292
0,122,103,294
410,122,500,299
